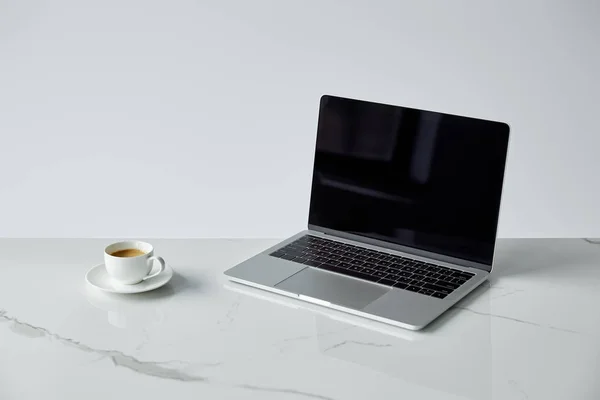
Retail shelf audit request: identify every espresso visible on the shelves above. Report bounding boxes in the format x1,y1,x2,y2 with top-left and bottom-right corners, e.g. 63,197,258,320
110,248,146,258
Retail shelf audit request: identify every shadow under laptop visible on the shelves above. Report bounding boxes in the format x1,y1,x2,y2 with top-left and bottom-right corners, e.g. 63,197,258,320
225,280,493,400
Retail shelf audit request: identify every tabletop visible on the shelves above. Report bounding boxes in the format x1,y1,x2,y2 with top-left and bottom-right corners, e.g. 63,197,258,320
1,238,599,400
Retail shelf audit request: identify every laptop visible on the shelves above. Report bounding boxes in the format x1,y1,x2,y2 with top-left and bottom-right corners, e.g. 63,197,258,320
225,95,510,330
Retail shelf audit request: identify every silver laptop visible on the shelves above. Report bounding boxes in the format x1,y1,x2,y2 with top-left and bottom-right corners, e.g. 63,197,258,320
225,95,510,330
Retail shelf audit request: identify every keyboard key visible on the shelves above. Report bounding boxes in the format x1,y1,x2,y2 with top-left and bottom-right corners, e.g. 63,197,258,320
373,271,387,278
281,254,297,261
271,250,285,257
435,280,460,290
406,285,421,292
385,273,400,281
393,282,408,289
373,265,388,272
398,271,413,278
361,268,376,275
304,260,322,267
338,262,351,269
339,256,353,263
378,278,396,287
396,277,412,285
432,292,447,299
349,266,364,272
387,268,401,274
402,266,416,272
419,288,435,296
422,277,437,283
363,262,377,269
378,260,391,267
422,283,452,294
451,278,465,285
355,255,368,261
350,260,365,267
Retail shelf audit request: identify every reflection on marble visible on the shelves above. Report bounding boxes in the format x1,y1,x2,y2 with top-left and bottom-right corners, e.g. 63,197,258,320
1,238,600,399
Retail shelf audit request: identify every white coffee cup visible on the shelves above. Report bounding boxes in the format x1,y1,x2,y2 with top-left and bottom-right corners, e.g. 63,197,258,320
104,241,166,285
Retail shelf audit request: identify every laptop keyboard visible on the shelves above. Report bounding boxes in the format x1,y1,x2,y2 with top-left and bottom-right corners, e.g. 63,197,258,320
270,235,475,299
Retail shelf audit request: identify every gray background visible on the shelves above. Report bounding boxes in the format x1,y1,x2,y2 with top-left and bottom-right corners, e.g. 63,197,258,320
1,0,598,238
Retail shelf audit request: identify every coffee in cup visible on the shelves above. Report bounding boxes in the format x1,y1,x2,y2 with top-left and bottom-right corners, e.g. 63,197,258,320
110,248,147,258
104,241,166,285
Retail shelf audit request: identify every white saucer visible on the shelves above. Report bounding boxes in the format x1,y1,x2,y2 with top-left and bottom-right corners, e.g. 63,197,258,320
85,263,174,294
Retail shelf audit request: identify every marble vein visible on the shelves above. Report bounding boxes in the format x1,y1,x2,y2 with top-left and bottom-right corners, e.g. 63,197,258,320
1,309,338,400
234,384,336,400
0,308,206,381
277,326,356,354
134,327,151,353
508,379,529,399
218,297,241,331
324,340,392,352
453,306,583,335
282,325,355,344
490,288,525,300
583,238,600,245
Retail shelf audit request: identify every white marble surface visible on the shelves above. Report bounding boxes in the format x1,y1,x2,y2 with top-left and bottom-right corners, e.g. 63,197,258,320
1,238,599,400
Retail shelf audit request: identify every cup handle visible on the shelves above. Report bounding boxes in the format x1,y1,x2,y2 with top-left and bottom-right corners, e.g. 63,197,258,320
144,256,166,280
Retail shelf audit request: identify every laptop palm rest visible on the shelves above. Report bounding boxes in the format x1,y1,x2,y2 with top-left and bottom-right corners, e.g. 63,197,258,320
275,268,389,310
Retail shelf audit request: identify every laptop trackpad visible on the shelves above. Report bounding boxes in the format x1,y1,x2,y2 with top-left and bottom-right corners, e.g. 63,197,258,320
276,268,389,310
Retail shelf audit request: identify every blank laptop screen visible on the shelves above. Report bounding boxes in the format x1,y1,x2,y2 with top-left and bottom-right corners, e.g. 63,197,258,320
308,95,509,266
